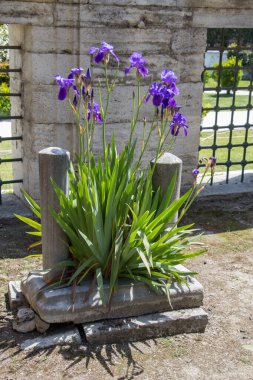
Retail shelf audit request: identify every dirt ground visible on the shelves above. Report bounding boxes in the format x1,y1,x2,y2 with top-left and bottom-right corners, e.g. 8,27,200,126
0,193,253,380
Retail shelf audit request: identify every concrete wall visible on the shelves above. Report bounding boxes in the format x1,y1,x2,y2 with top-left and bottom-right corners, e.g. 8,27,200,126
1,0,253,199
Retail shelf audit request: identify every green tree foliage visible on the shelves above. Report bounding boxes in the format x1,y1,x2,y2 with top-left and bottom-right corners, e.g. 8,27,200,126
0,25,10,115
207,28,253,48
212,56,243,90
0,61,10,86
0,82,11,116
0,24,9,62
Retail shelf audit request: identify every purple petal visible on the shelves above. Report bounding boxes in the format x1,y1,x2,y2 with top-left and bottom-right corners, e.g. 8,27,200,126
192,169,199,177
111,51,119,63
153,94,163,107
86,68,92,80
58,87,67,101
94,52,104,63
144,93,151,104
101,42,114,52
171,125,179,136
138,66,149,77
89,47,98,55
168,98,177,108
73,85,80,96
124,66,131,75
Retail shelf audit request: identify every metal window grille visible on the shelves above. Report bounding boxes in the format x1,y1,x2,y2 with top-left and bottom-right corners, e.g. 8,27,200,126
199,28,253,184
0,45,22,204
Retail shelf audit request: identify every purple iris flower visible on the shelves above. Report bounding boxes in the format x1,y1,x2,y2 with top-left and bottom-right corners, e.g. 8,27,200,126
161,87,176,108
163,97,178,110
54,75,75,101
192,168,200,178
161,69,177,85
161,69,179,95
88,102,103,123
145,82,165,106
68,67,83,79
89,42,119,64
170,112,188,136
124,52,149,77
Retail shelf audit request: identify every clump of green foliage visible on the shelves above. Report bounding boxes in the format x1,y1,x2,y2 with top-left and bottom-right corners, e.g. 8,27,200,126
0,25,10,115
0,82,10,116
212,56,243,90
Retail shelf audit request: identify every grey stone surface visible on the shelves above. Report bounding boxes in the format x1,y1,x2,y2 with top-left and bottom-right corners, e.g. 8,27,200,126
20,327,82,350
83,308,208,344
151,153,182,223
39,147,70,282
21,265,204,324
8,280,28,310
12,307,36,333
35,314,50,333
13,318,36,333
16,307,35,323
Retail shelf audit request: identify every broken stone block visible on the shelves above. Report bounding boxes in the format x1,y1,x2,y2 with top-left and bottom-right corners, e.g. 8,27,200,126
8,281,28,311
20,327,82,350
83,308,208,345
12,307,36,333
35,314,50,333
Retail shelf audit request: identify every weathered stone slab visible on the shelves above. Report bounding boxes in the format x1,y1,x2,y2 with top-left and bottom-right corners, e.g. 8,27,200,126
21,265,204,324
83,308,208,345
12,307,36,333
8,281,28,311
20,327,81,350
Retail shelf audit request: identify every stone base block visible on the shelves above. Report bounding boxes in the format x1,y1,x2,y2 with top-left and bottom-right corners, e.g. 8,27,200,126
83,308,208,345
21,265,204,324
8,281,28,310
20,327,81,351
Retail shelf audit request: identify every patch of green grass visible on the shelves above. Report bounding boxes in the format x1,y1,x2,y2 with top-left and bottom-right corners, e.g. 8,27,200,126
205,77,250,89
199,129,253,171
0,140,13,191
202,93,253,109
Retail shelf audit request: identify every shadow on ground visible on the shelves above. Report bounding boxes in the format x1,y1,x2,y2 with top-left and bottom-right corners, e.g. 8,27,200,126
182,192,253,234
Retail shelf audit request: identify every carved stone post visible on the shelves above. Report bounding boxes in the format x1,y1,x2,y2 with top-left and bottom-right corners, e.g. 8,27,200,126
39,147,70,282
151,152,182,223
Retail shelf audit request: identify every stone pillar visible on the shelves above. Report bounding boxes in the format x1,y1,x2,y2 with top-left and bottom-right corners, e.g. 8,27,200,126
151,153,182,223
39,147,70,282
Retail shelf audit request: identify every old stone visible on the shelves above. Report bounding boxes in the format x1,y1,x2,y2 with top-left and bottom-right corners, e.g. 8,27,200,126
83,308,208,345
16,307,35,323
39,147,70,282
21,265,204,324
8,281,28,311
13,319,36,334
12,307,36,333
20,327,82,350
151,153,182,223
35,314,50,333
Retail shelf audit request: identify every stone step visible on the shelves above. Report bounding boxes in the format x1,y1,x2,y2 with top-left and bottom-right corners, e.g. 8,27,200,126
83,308,208,345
